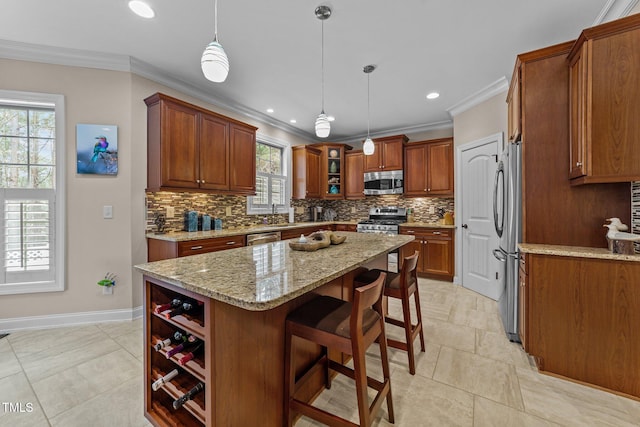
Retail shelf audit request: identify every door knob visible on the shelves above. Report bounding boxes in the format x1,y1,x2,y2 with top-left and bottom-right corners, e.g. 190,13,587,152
462,224,468,229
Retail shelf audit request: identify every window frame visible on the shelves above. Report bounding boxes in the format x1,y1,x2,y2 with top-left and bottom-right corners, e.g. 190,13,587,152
0,90,66,295
247,133,291,215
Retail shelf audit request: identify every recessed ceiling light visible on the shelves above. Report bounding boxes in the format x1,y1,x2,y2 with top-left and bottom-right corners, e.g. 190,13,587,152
290,119,297,124
426,92,440,100
266,108,274,113
327,115,335,122
128,1,155,18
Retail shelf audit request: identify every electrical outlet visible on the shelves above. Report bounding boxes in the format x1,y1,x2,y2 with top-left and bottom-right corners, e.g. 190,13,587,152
166,206,175,218
103,205,113,219
429,206,435,214
226,206,232,216
351,207,356,213
102,286,113,295
296,207,304,214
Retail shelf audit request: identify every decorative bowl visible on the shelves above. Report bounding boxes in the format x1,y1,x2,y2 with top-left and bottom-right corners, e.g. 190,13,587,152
329,149,339,158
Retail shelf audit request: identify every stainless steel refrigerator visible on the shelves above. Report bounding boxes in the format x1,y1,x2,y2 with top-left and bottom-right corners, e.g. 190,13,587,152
492,141,522,342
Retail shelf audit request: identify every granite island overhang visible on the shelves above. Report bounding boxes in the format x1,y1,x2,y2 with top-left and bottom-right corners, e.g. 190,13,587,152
134,232,414,426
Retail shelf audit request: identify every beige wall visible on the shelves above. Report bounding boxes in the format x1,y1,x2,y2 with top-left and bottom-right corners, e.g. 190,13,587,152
0,59,314,320
452,92,507,148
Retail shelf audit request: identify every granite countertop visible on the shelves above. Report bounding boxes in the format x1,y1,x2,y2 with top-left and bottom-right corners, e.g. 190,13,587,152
147,222,338,242
401,222,457,229
135,232,414,311
519,243,640,262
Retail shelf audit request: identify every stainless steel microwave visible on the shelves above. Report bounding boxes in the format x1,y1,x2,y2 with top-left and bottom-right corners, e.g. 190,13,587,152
363,170,403,195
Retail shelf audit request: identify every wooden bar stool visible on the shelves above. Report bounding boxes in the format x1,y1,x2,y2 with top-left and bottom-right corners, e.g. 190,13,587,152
354,251,425,375
284,272,394,427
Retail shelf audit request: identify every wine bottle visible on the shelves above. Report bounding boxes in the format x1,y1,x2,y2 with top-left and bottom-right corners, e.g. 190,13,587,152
165,335,199,359
154,330,189,352
173,382,204,409
154,298,182,314
164,298,201,319
178,340,204,365
151,369,179,391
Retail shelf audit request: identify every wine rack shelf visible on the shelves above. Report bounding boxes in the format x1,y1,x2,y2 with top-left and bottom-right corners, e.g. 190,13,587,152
145,277,212,427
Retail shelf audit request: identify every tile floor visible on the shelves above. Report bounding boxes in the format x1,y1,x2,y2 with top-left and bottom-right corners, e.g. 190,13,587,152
1,279,639,426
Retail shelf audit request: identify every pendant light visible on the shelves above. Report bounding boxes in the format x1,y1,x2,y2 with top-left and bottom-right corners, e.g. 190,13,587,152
363,65,376,155
201,0,229,83
315,5,331,138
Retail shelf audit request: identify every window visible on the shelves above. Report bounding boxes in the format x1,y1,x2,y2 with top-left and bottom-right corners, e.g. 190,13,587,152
248,137,290,215
0,91,65,295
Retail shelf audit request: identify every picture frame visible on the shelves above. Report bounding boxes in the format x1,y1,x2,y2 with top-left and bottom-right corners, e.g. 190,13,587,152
76,124,118,175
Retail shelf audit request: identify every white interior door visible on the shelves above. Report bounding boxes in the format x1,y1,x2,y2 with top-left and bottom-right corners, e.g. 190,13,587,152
457,134,502,300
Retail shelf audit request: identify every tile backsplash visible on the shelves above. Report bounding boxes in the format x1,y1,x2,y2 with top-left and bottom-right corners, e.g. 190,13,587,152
146,191,455,233
633,182,639,253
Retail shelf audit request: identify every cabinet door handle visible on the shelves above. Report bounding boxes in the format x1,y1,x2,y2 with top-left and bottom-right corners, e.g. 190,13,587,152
196,179,200,184
190,245,203,250
225,241,236,245
428,188,431,191
576,162,582,167
433,231,441,235
201,180,205,184
405,230,415,234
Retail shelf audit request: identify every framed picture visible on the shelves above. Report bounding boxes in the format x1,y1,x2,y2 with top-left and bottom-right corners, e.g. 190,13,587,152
76,124,118,175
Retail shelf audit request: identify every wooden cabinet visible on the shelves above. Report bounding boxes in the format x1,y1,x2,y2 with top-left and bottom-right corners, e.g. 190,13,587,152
525,253,640,399
399,227,454,281
567,14,640,185
292,145,321,199
506,65,521,143
404,138,454,197
513,42,630,247
280,225,330,240
363,134,407,172
345,150,365,199
145,93,257,194
292,143,352,199
518,254,528,351
147,235,246,262
145,278,211,426
334,224,357,232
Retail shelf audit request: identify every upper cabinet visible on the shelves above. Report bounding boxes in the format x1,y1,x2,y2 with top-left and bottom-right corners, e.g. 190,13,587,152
292,143,352,199
567,14,640,185
404,138,454,197
145,93,257,194
506,64,521,143
345,150,365,199
363,134,408,172
292,145,321,199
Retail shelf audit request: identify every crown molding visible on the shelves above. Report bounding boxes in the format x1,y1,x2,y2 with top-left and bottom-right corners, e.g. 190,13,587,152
339,120,453,145
446,76,509,118
593,0,639,25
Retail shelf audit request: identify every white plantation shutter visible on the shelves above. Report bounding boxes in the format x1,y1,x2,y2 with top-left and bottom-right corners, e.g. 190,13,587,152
248,138,290,214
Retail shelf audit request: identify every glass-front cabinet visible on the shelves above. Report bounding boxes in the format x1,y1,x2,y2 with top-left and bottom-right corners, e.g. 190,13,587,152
318,143,351,200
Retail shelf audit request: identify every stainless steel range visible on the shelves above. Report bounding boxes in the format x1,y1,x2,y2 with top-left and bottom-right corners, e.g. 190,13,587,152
356,207,408,235
357,207,408,272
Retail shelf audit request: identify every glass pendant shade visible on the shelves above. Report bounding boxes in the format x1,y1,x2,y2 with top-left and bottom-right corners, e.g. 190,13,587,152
315,113,330,138
363,137,375,155
201,40,229,82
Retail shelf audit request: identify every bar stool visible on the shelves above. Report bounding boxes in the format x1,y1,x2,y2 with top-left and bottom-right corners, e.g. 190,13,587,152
354,251,424,375
284,272,394,427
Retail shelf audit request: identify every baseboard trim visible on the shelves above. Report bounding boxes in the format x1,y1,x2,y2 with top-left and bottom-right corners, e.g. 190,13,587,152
0,306,144,333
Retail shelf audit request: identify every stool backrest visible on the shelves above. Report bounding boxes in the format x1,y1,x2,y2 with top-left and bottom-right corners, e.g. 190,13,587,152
351,271,386,332
399,250,420,290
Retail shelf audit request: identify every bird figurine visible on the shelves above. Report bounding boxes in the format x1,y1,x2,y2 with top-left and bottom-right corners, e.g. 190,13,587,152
605,217,629,231
603,224,640,241
91,135,109,162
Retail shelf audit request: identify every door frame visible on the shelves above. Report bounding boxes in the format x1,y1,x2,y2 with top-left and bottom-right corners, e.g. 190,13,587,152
454,132,503,286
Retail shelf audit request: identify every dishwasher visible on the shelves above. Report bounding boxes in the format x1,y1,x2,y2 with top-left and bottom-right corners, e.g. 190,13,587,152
246,231,281,246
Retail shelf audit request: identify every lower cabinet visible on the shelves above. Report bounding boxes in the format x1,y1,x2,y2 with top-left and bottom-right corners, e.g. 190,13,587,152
280,225,332,240
148,235,246,262
334,224,357,232
399,227,454,281
525,253,640,399
518,254,528,351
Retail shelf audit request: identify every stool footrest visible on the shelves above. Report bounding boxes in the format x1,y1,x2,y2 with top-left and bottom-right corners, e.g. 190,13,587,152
328,360,386,392
290,398,358,427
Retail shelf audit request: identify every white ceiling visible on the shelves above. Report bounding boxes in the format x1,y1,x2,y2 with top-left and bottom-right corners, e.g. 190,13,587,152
0,0,626,142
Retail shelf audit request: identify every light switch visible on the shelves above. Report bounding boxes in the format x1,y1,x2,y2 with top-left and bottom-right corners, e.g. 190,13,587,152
103,205,113,219
351,207,356,213
429,206,435,214
226,206,232,216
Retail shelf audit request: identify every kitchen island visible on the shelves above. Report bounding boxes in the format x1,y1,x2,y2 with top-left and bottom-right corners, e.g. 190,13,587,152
134,231,414,426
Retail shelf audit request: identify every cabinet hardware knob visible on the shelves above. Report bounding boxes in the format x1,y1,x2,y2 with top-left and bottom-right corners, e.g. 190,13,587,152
428,188,431,191
424,189,427,192
576,162,582,167
196,179,200,183
191,245,203,250
202,180,205,184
